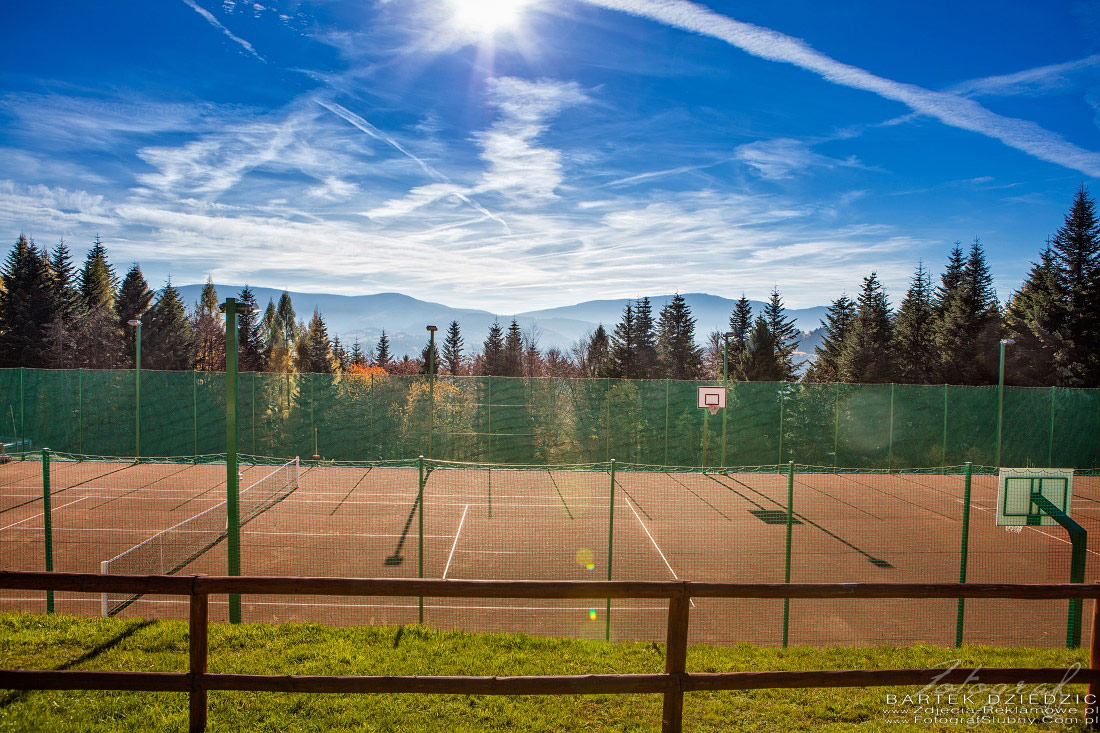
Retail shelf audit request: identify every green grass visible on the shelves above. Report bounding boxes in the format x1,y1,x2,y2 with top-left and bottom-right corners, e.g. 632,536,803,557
0,612,1093,731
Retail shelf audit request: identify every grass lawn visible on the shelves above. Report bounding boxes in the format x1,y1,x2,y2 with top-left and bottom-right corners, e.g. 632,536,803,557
0,612,1093,731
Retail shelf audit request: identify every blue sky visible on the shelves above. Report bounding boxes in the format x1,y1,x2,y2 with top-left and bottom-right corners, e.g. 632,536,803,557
2,0,1098,311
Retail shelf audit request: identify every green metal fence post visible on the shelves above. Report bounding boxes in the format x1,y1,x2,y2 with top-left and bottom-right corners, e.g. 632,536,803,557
222,298,242,624
19,366,24,460
418,455,425,624
941,384,949,468
833,383,840,472
776,388,785,467
702,409,709,469
604,378,610,462
782,460,794,647
1048,386,1056,468
251,372,256,455
193,370,198,456
42,448,53,614
663,379,670,466
606,459,616,641
77,369,83,455
369,373,375,462
887,383,895,471
955,462,972,647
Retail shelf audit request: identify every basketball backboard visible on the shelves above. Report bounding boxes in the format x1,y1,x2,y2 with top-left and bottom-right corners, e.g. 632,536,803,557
996,468,1074,527
697,386,726,415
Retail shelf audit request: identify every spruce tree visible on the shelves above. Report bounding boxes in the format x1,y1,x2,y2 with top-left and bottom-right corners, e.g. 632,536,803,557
237,286,265,372
503,319,524,377
837,272,894,383
260,299,281,370
116,264,154,368
374,330,393,370
936,239,1000,384
634,297,658,378
891,263,936,384
803,295,855,383
0,235,55,367
442,320,463,375
419,335,440,375
582,325,610,377
728,295,753,362
48,239,79,321
1051,186,1100,385
191,278,224,371
656,294,702,380
1004,246,1062,386
276,291,296,351
332,336,349,372
606,302,638,378
482,321,505,375
299,310,333,373
349,339,367,367
142,281,194,370
80,234,118,310
764,288,798,380
737,317,784,381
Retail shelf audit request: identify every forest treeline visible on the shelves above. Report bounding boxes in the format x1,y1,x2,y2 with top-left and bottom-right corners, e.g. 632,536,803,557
0,187,1097,388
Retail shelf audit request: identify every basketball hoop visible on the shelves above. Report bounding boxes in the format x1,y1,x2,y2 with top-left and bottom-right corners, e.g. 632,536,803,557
707,406,719,416
698,386,726,415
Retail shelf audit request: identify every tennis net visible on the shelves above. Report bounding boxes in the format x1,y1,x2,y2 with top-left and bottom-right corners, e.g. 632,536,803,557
100,457,299,615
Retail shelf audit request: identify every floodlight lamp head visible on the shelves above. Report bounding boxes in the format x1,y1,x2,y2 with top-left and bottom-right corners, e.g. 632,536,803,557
723,331,735,338
1000,339,1016,345
126,319,141,327
426,325,438,332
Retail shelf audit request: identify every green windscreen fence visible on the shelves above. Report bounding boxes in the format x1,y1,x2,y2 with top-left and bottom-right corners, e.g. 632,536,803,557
1,369,1097,469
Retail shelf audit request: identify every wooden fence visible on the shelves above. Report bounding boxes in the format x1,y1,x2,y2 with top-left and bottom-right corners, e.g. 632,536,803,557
2,571,1100,732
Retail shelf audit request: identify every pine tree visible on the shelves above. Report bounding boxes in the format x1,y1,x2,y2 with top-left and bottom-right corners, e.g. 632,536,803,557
442,320,463,375
764,288,798,380
142,281,194,370
738,317,784,381
48,239,80,321
582,325,610,377
936,239,1000,384
297,310,333,373
837,273,894,383
191,278,224,371
482,321,505,375
1004,246,1062,386
606,302,637,378
0,235,55,367
349,339,367,367
891,263,936,384
728,295,753,366
503,319,523,377
1051,186,1100,385
80,234,118,310
934,243,966,314
656,294,702,380
237,286,265,372
115,264,154,369
803,295,855,383
634,297,658,378
374,330,393,370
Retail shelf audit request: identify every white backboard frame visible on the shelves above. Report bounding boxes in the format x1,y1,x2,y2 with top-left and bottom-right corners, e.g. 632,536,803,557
697,386,726,411
996,468,1074,527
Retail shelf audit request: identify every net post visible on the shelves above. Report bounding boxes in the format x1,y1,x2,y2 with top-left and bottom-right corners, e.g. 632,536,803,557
606,459,616,642
418,454,425,625
42,448,53,614
99,561,108,617
782,460,794,647
223,298,242,625
955,461,973,647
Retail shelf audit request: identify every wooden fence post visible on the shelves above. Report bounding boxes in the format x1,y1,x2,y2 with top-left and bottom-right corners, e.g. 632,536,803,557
662,586,690,733
189,586,209,733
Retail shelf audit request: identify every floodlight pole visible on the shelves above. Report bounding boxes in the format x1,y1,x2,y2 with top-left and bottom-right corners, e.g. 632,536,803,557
127,319,142,458
222,298,242,624
426,325,437,459
721,332,734,468
995,339,1015,467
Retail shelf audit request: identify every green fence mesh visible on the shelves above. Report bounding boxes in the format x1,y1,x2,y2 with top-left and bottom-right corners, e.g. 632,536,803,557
2,369,1098,469
3,454,1099,647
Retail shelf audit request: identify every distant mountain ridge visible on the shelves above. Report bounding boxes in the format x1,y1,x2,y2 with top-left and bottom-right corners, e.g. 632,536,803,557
175,285,828,361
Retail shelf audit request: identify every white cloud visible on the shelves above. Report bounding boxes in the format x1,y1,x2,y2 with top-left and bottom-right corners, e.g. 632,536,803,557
580,0,1100,177
948,54,1100,98
180,0,265,61
733,138,864,179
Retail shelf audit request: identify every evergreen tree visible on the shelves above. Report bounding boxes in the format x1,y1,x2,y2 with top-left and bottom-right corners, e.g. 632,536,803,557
764,288,799,380
482,321,505,375
48,239,80,321
837,272,894,383
80,234,117,310
581,325,610,377
606,302,638,378
656,294,702,379
260,299,282,371
349,339,367,367
191,278,224,371
115,264,154,369
442,320,463,375
737,317,784,381
0,235,54,367
634,297,658,378
1051,186,1100,385
1004,246,1062,386
891,263,936,384
276,291,296,351
299,310,333,373
419,335,440,374
503,319,523,377
728,295,753,366
332,336,349,372
934,243,966,314
936,239,1000,384
803,295,855,383
237,286,265,372
374,330,393,370
142,280,194,370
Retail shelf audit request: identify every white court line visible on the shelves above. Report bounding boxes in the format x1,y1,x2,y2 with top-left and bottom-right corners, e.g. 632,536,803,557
622,495,694,608
957,498,1100,558
0,497,89,532
442,504,470,579
0,527,454,539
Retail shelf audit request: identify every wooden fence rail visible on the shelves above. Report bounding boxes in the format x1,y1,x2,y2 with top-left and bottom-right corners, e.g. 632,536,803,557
1,571,1099,732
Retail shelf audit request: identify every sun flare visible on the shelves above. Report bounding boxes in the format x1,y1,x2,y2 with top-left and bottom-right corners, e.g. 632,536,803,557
450,0,530,35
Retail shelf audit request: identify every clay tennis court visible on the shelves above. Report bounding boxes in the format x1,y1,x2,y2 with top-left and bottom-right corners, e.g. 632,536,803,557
2,457,1098,647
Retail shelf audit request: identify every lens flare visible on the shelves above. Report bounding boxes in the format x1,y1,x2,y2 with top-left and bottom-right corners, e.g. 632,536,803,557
574,548,594,570
588,609,598,621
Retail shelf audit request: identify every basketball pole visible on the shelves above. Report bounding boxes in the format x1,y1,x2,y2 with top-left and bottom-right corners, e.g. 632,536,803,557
222,298,242,624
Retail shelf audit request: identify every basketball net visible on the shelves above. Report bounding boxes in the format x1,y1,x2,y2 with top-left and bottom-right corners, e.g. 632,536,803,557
1004,525,1023,534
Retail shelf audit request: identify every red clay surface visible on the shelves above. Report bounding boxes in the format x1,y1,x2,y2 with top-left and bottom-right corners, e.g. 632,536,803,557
2,459,1098,648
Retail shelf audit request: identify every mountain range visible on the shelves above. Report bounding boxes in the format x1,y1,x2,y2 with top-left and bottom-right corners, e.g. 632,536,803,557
175,285,828,363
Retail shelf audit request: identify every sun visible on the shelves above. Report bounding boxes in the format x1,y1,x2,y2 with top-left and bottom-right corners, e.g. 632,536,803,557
450,0,531,35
